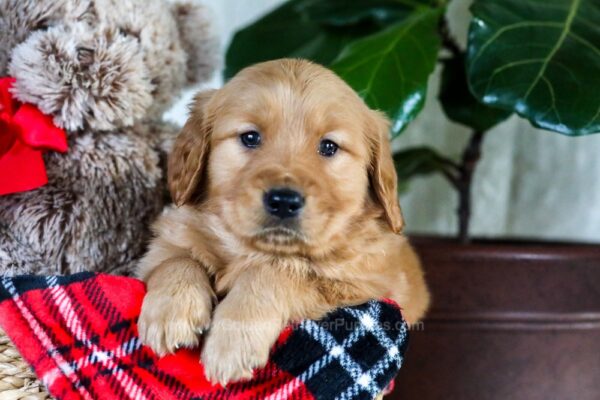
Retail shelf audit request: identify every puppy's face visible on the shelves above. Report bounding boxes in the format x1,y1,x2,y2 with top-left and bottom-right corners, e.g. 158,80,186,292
169,59,402,256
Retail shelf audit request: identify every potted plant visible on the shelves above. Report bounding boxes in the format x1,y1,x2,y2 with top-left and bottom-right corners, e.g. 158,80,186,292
225,0,600,398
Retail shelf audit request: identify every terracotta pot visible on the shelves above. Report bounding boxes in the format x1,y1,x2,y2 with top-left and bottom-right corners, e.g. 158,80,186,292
389,237,600,400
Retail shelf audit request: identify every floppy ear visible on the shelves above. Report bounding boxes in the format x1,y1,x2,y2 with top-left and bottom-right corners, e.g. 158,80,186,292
368,111,404,234
168,90,216,206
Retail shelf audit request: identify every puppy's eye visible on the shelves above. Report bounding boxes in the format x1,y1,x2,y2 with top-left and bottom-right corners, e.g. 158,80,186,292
318,139,338,157
240,131,261,148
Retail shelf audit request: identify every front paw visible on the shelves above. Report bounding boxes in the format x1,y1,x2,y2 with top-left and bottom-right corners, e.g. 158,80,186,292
138,288,213,356
201,319,273,386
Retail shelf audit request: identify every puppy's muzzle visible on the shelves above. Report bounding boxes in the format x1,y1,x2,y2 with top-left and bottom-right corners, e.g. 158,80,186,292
263,188,304,219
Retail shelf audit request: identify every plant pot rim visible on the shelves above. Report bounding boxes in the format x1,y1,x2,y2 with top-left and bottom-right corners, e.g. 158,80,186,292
408,235,600,262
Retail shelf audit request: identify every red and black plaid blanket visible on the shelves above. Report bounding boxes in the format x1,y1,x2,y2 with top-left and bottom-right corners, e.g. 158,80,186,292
0,272,408,400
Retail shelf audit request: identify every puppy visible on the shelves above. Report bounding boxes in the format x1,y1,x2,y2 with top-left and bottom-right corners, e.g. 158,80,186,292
137,59,429,385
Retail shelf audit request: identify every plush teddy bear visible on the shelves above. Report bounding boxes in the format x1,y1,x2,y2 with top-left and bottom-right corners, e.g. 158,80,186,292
0,0,219,275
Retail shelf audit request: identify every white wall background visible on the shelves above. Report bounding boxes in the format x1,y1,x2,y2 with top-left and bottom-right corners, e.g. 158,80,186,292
166,0,600,243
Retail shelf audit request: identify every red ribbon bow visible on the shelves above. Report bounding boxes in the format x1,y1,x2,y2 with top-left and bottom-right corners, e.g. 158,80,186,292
0,77,67,195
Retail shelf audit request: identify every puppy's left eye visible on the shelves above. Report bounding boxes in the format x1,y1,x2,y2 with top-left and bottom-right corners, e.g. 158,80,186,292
240,131,261,148
318,139,339,157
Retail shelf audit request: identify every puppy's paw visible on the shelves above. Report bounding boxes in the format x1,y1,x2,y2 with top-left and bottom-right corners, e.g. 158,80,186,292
138,288,213,356
201,320,273,386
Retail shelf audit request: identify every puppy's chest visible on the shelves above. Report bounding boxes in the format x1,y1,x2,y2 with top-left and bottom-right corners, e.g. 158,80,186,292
207,252,326,298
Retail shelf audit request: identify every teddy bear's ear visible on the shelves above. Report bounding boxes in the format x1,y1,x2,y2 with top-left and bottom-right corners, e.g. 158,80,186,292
171,2,220,85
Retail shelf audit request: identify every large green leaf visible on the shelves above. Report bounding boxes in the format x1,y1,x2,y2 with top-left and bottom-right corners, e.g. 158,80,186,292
225,0,399,79
330,7,443,136
225,0,320,79
467,0,600,136
299,0,419,27
440,54,511,132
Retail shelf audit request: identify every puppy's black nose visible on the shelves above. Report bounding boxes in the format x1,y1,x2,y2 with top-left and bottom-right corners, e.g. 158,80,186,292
263,188,304,219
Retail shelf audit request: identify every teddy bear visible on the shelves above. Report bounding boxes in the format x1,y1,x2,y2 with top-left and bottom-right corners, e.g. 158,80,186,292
0,0,219,276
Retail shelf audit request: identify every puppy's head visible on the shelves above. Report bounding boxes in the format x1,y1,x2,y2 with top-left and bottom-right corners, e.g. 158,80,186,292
169,59,402,255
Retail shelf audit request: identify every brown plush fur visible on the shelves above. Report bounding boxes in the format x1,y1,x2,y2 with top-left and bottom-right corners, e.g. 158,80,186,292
0,124,174,276
137,59,429,385
0,0,218,275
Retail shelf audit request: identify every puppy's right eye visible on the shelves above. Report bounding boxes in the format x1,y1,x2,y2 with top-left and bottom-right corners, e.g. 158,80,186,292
318,139,339,157
240,131,261,148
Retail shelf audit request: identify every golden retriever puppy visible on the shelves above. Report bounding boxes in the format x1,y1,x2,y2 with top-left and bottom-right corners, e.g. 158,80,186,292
137,59,429,385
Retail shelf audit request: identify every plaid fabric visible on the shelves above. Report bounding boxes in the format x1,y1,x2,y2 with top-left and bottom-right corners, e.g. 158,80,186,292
0,273,408,400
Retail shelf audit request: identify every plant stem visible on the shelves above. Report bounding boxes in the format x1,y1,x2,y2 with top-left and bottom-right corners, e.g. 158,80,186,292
437,14,486,243
456,130,486,243
438,15,462,59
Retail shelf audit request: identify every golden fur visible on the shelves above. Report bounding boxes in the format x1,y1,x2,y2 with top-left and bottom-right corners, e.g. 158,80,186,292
137,59,429,385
